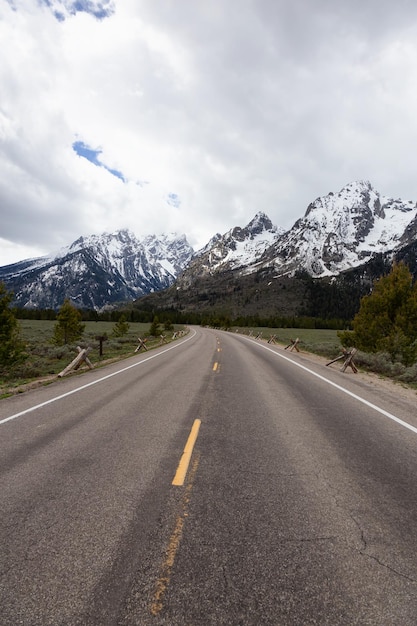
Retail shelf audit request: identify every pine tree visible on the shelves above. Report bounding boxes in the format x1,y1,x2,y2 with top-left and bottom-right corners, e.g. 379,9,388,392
149,316,161,337
351,263,417,364
53,299,85,345
0,282,25,368
164,319,174,331
112,314,130,337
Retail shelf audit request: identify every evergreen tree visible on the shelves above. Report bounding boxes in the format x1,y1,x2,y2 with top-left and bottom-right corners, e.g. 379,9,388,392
351,263,417,364
149,316,161,336
112,314,130,337
164,319,174,331
53,299,85,345
0,282,25,368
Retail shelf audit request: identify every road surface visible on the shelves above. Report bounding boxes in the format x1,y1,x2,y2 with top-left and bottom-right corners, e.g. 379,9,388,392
1,326,417,625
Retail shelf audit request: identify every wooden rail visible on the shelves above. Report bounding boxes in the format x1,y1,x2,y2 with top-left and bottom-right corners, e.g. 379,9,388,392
326,348,358,373
58,347,94,378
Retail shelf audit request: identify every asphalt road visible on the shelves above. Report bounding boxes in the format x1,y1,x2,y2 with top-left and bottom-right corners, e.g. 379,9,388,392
1,327,417,625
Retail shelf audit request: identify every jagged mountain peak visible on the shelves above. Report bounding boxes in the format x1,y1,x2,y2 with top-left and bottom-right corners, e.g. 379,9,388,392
263,181,417,277
341,179,373,193
305,179,377,217
223,212,282,245
177,212,283,287
246,211,275,235
3,179,417,311
0,229,194,310
52,228,137,260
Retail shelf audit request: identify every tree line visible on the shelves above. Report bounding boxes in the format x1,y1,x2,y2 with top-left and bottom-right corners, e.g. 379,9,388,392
12,305,348,331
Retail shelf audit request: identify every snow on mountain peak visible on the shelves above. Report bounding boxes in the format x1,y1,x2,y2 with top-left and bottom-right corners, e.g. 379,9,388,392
246,212,274,235
0,229,194,310
266,181,417,277
180,213,283,282
3,179,417,310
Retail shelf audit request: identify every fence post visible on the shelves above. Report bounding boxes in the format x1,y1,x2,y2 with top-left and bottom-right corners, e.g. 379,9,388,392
58,346,93,378
341,348,358,373
95,335,108,357
135,337,148,352
285,338,300,352
326,348,358,373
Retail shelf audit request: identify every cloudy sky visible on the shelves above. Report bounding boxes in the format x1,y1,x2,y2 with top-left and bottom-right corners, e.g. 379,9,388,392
1,0,417,265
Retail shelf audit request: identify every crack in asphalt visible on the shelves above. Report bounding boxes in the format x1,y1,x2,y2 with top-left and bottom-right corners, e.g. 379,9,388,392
350,512,417,584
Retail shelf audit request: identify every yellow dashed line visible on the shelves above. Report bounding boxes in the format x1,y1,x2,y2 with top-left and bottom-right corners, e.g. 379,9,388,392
151,453,201,616
172,419,201,486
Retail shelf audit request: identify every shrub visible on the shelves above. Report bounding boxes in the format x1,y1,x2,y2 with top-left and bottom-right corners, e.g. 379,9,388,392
399,364,417,384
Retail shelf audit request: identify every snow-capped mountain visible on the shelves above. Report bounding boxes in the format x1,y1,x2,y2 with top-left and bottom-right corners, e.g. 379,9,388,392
3,180,417,312
203,212,284,268
177,212,284,287
260,180,417,277
0,229,193,310
166,180,417,317
178,180,417,287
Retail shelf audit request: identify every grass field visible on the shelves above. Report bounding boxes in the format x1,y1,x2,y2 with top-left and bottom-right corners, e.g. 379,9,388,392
232,326,342,357
18,320,154,345
0,320,186,397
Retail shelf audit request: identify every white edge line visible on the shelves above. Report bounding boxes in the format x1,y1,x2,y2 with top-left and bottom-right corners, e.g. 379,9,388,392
0,330,196,426
241,336,417,436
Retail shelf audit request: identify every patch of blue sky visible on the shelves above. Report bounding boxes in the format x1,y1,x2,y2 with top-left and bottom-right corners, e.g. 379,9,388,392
53,11,66,21
71,0,114,19
38,0,115,21
167,193,181,208
73,141,125,182
107,167,125,182
73,141,102,165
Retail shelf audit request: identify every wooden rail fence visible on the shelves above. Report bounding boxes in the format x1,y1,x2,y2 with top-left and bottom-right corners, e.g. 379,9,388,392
58,347,94,378
326,348,358,373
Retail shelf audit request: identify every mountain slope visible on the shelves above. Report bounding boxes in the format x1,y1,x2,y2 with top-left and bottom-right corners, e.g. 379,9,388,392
260,180,417,277
177,212,284,288
138,181,417,319
0,230,193,310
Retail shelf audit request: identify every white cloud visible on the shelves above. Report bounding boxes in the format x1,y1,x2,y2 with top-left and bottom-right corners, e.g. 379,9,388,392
2,0,417,264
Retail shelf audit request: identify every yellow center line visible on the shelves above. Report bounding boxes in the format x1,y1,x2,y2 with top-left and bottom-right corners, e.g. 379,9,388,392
172,419,201,486
213,362,218,372
151,453,201,616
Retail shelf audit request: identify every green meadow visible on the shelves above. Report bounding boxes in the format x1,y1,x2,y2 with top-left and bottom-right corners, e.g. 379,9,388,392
1,320,185,397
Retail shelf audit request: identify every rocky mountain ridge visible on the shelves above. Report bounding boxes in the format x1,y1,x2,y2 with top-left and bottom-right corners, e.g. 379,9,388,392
2,180,417,312
260,180,417,277
178,212,284,288
179,181,417,287
0,229,193,310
